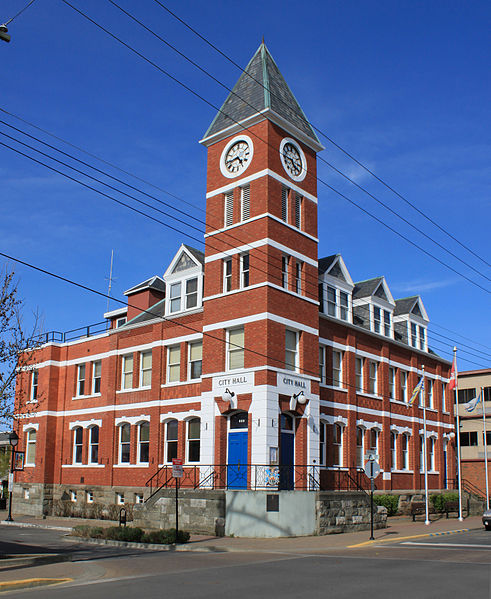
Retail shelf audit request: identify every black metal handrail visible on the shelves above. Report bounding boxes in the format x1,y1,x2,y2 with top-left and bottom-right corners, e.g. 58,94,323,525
31,321,110,345
145,463,371,501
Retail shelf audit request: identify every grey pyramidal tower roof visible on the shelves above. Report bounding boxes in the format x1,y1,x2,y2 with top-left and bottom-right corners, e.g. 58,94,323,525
203,42,321,147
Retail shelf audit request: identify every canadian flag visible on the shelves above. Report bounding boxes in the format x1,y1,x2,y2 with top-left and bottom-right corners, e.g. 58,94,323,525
448,355,458,390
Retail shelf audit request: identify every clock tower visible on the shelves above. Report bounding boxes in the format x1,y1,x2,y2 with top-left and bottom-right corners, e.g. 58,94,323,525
199,42,324,486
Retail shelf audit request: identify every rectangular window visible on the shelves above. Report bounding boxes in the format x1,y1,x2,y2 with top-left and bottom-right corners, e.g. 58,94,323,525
169,282,182,313
427,379,434,409
319,422,326,466
138,422,150,464
30,370,38,401
373,306,381,334
135,493,144,504
240,253,250,288
70,491,77,503
92,361,101,394
228,328,244,370
419,435,424,471
241,185,250,221
119,424,130,463
390,432,397,470
89,426,99,464
460,431,478,446
400,371,408,402
332,350,343,388
121,355,133,390
86,491,94,504
167,346,181,383
327,286,336,316
356,427,364,468
77,364,86,396
388,367,396,399
224,258,232,292
384,311,391,337
355,358,363,392
411,322,418,347
185,278,198,309
319,346,326,384
285,329,298,372
187,418,200,463
26,430,36,465
116,317,127,328
224,190,234,227
419,326,426,350
295,194,302,229
165,420,178,463
458,388,476,404
116,492,125,505
340,292,349,321
429,438,435,471
295,261,302,294
441,381,447,411
281,186,288,222
139,351,152,388
369,429,379,454
188,341,203,380
368,361,378,395
281,255,289,289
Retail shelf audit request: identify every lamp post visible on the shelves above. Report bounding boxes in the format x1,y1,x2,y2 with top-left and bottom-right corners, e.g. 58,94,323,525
6,430,19,522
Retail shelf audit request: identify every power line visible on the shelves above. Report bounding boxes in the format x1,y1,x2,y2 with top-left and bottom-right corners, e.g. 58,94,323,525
108,0,489,285
3,0,37,25
59,0,490,296
2,116,489,362
150,0,491,271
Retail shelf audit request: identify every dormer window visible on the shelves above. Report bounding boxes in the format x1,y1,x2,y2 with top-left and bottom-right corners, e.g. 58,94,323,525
353,277,395,338
164,245,204,316
318,255,354,324
393,296,429,351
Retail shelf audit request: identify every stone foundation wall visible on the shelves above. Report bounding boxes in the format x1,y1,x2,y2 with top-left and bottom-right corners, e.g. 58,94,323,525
316,491,387,535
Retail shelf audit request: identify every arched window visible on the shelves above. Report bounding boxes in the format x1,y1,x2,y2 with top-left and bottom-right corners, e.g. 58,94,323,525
187,418,200,463
429,437,436,471
73,427,83,464
88,426,99,464
319,422,326,466
332,423,343,466
26,429,37,465
402,434,409,470
165,419,178,463
369,429,379,454
138,422,150,464
356,427,364,467
390,432,397,470
119,423,131,463
419,434,425,472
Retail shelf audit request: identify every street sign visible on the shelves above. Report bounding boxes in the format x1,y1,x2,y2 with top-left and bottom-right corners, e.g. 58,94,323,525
364,452,379,461
172,458,183,478
364,460,381,479
8,472,14,492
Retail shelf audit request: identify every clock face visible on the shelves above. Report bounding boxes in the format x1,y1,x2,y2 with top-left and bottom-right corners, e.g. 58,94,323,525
220,135,254,178
280,138,307,181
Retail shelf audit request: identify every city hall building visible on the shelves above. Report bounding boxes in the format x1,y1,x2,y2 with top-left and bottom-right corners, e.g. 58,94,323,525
13,43,455,517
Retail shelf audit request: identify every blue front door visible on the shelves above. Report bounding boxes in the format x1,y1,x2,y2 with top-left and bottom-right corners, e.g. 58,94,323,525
280,432,294,490
227,431,248,489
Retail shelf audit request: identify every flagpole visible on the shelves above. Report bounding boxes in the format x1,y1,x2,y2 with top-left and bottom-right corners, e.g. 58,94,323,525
482,386,489,511
453,347,463,521
421,365,430,525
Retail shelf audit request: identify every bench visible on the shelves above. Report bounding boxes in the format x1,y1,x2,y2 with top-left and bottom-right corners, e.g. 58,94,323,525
410,502,426,521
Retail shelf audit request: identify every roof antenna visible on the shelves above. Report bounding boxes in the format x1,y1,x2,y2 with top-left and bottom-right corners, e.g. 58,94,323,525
105,249,115,314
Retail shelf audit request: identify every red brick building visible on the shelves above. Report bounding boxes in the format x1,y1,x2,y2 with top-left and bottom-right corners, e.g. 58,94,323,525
13,43,455,515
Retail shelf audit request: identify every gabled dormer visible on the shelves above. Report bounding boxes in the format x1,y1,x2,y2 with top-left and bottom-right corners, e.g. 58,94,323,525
352,277,396,338
164,245,204,316
318,254,354,323
393,296,429,351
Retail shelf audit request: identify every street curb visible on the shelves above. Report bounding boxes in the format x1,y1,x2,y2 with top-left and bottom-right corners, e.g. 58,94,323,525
74,536,229,553
348,527,478,548
0,521,72,532
0,553,72,570
0,577,72,592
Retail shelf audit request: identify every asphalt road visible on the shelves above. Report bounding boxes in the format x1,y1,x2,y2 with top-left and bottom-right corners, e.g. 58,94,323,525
2,527,491,598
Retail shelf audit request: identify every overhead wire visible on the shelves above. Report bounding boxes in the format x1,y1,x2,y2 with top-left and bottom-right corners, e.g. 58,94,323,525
58,0,490,295
150,0,491,270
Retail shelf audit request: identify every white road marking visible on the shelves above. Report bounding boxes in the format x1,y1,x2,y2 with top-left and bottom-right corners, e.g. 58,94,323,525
402,541,491,549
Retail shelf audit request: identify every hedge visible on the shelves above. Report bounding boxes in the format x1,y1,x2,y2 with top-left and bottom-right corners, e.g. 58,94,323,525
72,525,190,544
373,494,399,516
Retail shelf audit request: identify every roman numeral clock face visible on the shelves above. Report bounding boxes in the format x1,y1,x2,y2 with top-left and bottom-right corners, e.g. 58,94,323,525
220,135,254,178
280,137,307,182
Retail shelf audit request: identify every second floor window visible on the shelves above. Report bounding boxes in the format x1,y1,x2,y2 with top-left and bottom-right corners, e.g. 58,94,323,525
228,328,244,370
400,371,408,402
319,346,326,384
167,346,181,383
295,261,302,294
368,361,378,395
281,256,289,289
92,361,101,394
332,350,343,387
189,342,203,379
240,253,250,288
122,355,133,390
285,330,298,371
77,364,86,396
355,358,363,392
224,258,232,292
139,351,152,387
389,367,395,399
30,370,38,401
427,379,434,409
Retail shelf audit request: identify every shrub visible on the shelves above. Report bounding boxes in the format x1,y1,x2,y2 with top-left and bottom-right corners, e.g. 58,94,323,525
373,494,399,517
104,526,144,543
430,492,459,513
142,529,190,544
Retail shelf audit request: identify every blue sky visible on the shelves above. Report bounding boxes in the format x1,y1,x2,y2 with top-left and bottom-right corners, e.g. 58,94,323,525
1,0,489,369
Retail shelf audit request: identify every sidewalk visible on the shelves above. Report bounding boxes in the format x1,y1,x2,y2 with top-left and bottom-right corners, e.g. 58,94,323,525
0,510,483,553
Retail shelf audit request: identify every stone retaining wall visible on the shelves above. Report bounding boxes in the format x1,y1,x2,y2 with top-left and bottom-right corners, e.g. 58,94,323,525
316,491,386,534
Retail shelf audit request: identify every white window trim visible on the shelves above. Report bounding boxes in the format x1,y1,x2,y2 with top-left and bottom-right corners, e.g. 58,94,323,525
139,351,152,389
188,341,203,381
137,421,150,465
76,364,86,397
164,419,179,465
227,328,245,372
92,361,101,395
167,345,181,383
240,252,250,289
121,354,134,391
186,417,201,464
118,423,131,465
285,329,299,373
88,425,99,465
73,427,83,465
